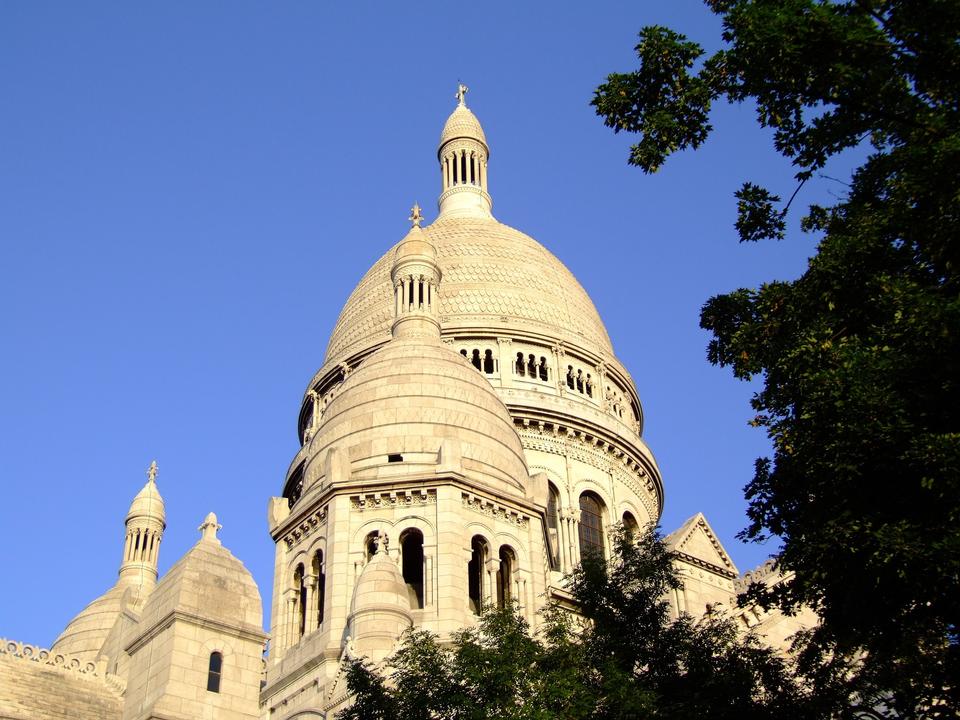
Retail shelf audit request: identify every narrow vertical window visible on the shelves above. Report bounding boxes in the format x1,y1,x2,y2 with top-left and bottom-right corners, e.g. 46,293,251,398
207,652,222,693
527,354,536,377
294,564,306,638
546,485,561,570
400,529,425,609
538,357,548,381
567,366,575,389
579,493,605,558
516,352,525,377
468,536,487,615
483,349,494,374
314,550,326,627
471,349,482,371
497,546,514,608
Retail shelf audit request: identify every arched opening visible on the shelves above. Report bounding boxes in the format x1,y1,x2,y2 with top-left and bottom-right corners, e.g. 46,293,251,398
623,511,639,538
546,484,561,570
586,374,593,397
468,535,488,615
496,546,515,608
461,349,468,358
452,152,458,184
576,370,584,393
206,651,222,693
578,492,606,559
365,531,380,561
460,151,467,186
516,352,525,377
527,354,537,377
567,366,575,389
400,529,425,609
294,564,306,638
538,357,548,381
471,349,482,371
313,550,326,627
483,349,495,374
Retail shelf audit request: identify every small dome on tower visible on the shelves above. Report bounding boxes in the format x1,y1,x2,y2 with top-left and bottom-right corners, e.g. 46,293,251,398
126,461,165,525
439,103,488,151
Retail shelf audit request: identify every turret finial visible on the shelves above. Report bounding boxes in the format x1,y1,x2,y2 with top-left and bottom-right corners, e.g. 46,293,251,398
147,460,158,483
455,82,468,107
409,203,423,228
199,512,221,543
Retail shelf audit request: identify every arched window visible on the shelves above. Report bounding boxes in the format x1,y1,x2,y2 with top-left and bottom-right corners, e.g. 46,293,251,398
294,564,306,638
578,493,605,558
546,485,561,570
471,349,482,371
567,366,575,389
400,529,424,609
516,352,525,376
585,374,593,397
496,546,515,608
468,536,488,615
313,550,326,627
527,354,537,377
365,531,380,561
206,651,222,693
538,357,548,381
623,511,639,538
461,349,468,358
483,349,495,374
576,370,584,393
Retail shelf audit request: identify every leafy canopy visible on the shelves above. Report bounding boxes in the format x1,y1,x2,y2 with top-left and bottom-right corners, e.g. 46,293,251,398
339,528,812,720
593,1,960,717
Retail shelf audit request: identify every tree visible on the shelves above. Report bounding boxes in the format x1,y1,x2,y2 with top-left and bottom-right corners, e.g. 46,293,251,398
338,528,812,720
592,2,959,716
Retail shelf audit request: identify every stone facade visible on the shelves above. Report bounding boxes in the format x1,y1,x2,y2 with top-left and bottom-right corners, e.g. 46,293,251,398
0,88,814,720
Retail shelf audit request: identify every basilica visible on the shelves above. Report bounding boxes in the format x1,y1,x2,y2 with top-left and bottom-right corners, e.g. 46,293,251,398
0,88,815,720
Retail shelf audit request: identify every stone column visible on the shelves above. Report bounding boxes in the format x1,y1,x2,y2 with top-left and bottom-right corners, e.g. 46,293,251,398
496,337,512,383
304,575,317,634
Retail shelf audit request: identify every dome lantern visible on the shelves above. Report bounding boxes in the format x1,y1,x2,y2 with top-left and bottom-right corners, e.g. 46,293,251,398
437,84,492,218
390,204,442,340
119,460,166,591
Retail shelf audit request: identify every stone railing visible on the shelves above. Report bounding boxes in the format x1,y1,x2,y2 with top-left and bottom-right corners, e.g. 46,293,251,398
0,637,125,693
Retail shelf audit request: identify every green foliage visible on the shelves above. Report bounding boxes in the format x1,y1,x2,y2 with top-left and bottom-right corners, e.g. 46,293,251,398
593,2,960,717
338,528,813,720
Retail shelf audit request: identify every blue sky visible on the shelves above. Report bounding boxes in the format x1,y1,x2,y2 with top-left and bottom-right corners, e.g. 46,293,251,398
0,2,849,645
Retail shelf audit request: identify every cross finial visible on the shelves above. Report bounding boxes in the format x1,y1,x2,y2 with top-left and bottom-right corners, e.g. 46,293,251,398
147,460,158,483
456,82,468,107
409,203,423,228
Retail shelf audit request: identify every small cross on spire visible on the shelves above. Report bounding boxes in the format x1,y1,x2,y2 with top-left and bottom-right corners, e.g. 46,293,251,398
147,460,158,483
455,82,469,107
409,203,423,227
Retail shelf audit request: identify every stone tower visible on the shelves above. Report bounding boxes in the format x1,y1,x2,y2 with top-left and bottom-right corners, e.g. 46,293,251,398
261,88,664,717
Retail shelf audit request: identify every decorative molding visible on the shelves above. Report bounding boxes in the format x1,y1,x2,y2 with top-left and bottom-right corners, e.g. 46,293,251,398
350,488,437,511
284,505,329,548
461,492,530,528
0,638,124,694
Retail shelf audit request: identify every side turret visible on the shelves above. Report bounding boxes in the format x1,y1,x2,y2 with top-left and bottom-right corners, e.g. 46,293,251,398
390,204,442,340
118,460,166,593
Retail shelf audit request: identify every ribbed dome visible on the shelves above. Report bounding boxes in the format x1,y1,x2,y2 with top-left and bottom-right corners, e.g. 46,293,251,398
439,104,487,150
324,214,614,364
304,336,530,498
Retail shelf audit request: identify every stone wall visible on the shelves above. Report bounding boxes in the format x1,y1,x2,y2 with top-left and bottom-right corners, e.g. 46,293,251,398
0,639,122,720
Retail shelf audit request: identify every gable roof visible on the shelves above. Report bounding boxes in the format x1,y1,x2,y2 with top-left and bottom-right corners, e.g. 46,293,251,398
664,513,739,578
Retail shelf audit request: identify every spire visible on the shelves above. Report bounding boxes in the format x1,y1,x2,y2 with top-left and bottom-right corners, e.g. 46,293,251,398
390,204,442,340
438,84,492,218
119,460,166,591
199,512,222,544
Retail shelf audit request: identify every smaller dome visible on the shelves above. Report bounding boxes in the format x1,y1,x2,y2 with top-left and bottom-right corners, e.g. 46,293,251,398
50,585,132,662
439,104,488,152
350,543,410,616
127,478,165,525
302,337,530,498
393,225,437,265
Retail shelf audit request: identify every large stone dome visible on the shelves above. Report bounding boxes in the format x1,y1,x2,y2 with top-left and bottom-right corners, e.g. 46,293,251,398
324,213,614,365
